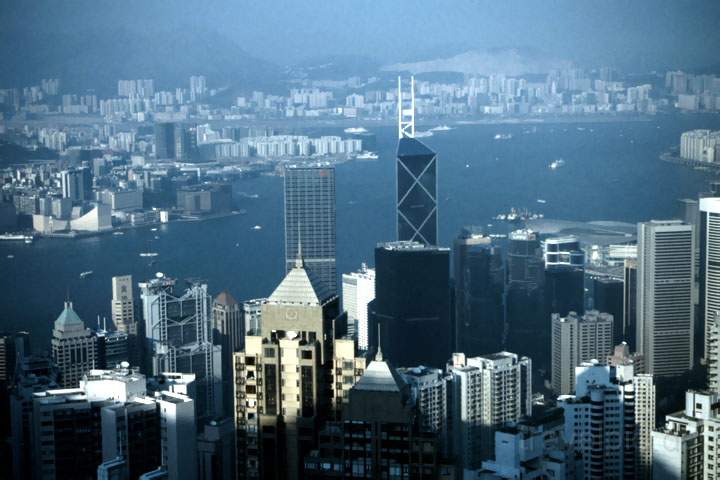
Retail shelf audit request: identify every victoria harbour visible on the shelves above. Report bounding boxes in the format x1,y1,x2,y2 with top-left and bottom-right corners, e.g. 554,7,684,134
2,115,718,349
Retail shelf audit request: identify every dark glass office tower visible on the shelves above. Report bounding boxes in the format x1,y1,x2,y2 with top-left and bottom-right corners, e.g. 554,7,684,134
543,236,585,318
396,137,437,246
154,122,176,159
623,259,637,350
284,166,337,296
504,230,546,378
371,241,450,368
453,228,504,357
593,277,624,343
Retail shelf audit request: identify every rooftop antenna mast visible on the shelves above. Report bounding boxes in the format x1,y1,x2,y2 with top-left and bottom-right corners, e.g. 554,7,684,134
397,75,415,139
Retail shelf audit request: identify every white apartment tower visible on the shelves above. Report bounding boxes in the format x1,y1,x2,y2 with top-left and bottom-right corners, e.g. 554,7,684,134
551,310,614,395
448,351,532,469
637,220,694,376
51,300,98,388
341,263,376,350
700,198,720,365
558,362,655,480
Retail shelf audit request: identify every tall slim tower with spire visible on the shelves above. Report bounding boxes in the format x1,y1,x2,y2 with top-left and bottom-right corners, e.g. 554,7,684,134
396,76,438,246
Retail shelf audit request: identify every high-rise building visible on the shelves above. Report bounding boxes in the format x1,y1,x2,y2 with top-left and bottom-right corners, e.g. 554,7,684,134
111,275,136,334
372,241,451,368
198,418,235,480
543,236,585,318
139,276,221,420
637,220,694,376
592,276,624,343
652,390,719,480
303,350,442,479
242,298,265,334
233,257,344,480
51,300,98,388
551,310,614,395
396,136,438,246
155,123,176,160
331,338,366,419
96,329,130,369
60,168,85,202
606,342,645,374
479,406,577,479
212,291,243,416
398,365,450,455
341,263,375,350
623,259,638,349
190,75,207,102
700,198,720,363
558,361,655,480
453,228,504,356
284,165,337,296
448,351,532,468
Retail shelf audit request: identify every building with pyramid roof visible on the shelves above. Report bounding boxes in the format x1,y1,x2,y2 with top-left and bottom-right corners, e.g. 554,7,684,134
51,300,98,388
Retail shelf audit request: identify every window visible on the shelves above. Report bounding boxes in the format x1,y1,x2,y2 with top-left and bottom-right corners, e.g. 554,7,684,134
264,348,275,357
302,350,313,360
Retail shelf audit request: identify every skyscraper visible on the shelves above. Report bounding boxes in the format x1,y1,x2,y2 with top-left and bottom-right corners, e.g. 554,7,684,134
341,263,375,351
637,220,694,377
111,275,136,334
60,168,85,202
155,122,176,160
592,276,624,344
51,300,98,388
396,75,438,246
551,310,614,395
284,165,337,296
139,276,221,420
212,291,243,416
543,236,585,317
700,197,720,362
453,228,504,356
623,259,638,349
372,241,451,368
558,361,655,480
448,351,532,468
233,258,345,480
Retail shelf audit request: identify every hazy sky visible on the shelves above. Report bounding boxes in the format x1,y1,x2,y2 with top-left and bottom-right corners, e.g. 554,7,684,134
2,0,719,71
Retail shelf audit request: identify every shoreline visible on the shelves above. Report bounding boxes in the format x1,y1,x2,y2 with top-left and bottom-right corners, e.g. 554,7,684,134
659,151,720,174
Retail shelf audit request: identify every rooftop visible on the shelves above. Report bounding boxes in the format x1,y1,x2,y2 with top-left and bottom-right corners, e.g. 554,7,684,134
268,261,332,306
397,136,435,159
353,359,407,393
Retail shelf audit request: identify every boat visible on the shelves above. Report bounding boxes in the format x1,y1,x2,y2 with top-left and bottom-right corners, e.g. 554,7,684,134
494,133,513,140
465,164,470,168
7,254,14,259
80,271,94,279
537,199,547,204
252,225,262,231
0,234,33,242
344,127,368,134
139,252,159,257
414,130,434,138
549,159,566,170
112,231,125,236
154,236,160,240
151,228,158,232
356,151,379,160
429,125,452,132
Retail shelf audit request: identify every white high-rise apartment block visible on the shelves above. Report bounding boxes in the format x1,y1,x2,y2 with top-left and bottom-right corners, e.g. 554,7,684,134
341,263,375,350
652,390,719,480
399,366,449,453
680,129,720,162
112,275,136,334
637,220,694,377
448,351,532,469
551,310,614,395
558,362,655,480
700,198,720,366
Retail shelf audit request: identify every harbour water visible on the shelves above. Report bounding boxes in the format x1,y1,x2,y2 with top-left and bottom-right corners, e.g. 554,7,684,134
3,115,720,350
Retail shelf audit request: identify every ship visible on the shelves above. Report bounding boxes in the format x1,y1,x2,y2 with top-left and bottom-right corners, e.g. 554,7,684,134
139,252,159,257
80,271,94,279
252,225,262,230
355,151,379,160
112,231,125,236
414,130,434,138
0,234,33,242
430,125,452,132
494,133,513,140
549,159,566,170
344,127,368,134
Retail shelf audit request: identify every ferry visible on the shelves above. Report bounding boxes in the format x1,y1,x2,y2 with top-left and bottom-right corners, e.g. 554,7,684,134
356,152,379,160
549,159,566,170
494,133,513,140
0,234,33,242
430,125,452,132
414,130,434,138
80,271,94,279
139,252,159,257
537,199,547,204
344,127,368,134
252,225,262,230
